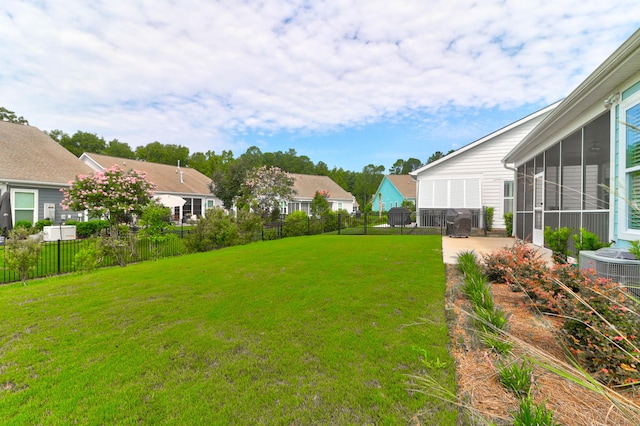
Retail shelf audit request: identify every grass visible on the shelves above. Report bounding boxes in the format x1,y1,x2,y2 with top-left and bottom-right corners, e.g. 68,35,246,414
0,235,456,424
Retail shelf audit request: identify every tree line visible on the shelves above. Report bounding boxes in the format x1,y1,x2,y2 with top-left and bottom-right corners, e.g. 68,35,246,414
2,107,454,211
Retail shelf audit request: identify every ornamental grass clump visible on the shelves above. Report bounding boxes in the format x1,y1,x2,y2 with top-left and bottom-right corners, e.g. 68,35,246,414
512,396,559,426
498,360,533,398
457,250,479,276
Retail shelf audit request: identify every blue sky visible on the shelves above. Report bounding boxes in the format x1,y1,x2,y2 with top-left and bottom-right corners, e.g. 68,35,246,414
1,1,639,172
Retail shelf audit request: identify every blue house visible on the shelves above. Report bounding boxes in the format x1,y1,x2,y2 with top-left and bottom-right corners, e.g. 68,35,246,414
371,175,416,212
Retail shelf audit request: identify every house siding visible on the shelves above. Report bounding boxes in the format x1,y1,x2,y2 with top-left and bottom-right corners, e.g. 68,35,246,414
415,112,549,229
7,185,84,225
372,178,403,211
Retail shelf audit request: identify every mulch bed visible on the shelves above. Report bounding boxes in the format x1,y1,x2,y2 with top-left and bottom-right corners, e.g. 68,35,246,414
446,265,640,425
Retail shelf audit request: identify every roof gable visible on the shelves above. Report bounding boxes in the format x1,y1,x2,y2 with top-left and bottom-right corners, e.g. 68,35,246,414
379,175,416,198
0,121,94,185
80,153,212,195
289,174,354,200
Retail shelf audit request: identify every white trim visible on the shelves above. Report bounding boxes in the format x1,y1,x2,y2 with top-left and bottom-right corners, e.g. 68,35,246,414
617,90,640,241
10,188,38,225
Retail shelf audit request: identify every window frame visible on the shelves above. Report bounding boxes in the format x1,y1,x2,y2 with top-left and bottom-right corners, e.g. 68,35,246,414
11,188,38,225
503,180,514,215
618,90,640,239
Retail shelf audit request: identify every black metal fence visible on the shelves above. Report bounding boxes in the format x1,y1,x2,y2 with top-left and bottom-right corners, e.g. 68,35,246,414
1,236,186,285
1,210,492,285
418,209,484,229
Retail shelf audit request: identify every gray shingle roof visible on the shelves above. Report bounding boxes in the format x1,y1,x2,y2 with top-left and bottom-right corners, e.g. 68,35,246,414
0,121,94,185
81,153,212,195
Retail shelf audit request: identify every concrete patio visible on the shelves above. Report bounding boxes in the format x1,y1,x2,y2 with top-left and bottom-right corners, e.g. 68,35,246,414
441,236,553,265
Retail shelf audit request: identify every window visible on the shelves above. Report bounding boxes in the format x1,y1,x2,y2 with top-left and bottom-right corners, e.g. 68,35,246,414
503,181,514,214
12,189,37,224
624,95,640,230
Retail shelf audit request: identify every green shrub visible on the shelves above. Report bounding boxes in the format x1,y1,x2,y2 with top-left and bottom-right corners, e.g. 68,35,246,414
184,207,239,252
282,211,308,237
262,228,279,240
482,240,548,290
3,227,43,284
35,219,53,231
544,226,572,263
572,228,610,254
504,212,513,236
236,210,264,244
629,240,640,259
321,211,339,232
512,397,559,426
96,232,139,267
484,206,494,231
14,220,33,229
73,239,101,273
71,220,110,238
498,360,532,398
558,276,640,387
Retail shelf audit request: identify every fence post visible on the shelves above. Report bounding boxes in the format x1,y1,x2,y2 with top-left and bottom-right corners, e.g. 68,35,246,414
483,207,487,236
364,213,368,235
57,239,62,275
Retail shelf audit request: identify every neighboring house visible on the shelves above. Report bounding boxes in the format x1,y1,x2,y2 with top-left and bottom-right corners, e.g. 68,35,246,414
0,121,93,226
410,102,559,229
80,153,220,222
284,174,357,215
503,28,640,251
371,175,416,212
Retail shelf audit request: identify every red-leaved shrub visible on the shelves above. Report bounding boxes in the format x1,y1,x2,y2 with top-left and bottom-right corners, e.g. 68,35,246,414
482,241,640,387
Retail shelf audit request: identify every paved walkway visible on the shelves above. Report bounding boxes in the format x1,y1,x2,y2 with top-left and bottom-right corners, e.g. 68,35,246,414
441,236,553,265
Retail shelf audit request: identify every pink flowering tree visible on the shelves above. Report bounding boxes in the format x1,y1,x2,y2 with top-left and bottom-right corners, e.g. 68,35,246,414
243,165,295,220
60,165,156,233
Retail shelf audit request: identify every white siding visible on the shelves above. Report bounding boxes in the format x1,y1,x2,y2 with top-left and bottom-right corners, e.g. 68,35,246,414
414,110,552,228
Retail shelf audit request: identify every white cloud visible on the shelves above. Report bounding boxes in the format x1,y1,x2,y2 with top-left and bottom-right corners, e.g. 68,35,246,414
0,0,639,160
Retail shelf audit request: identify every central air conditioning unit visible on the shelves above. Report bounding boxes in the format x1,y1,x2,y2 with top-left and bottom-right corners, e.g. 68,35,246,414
579,248,640,297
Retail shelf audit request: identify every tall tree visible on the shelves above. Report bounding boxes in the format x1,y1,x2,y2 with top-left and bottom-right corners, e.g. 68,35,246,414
389,159,404,175
190,150,235,178
238,146,264,171
104,138,135,159
210,159,248,210
402,158,422,174
70,131,107,155
354,164,385,210
0,107,29,125
135,142,190,166
426,150,455,164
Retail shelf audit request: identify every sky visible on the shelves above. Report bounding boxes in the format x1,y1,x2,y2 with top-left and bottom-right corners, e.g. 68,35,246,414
1,1,639,172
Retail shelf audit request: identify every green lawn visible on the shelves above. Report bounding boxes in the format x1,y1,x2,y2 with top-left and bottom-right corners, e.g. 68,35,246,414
0,235,456,424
